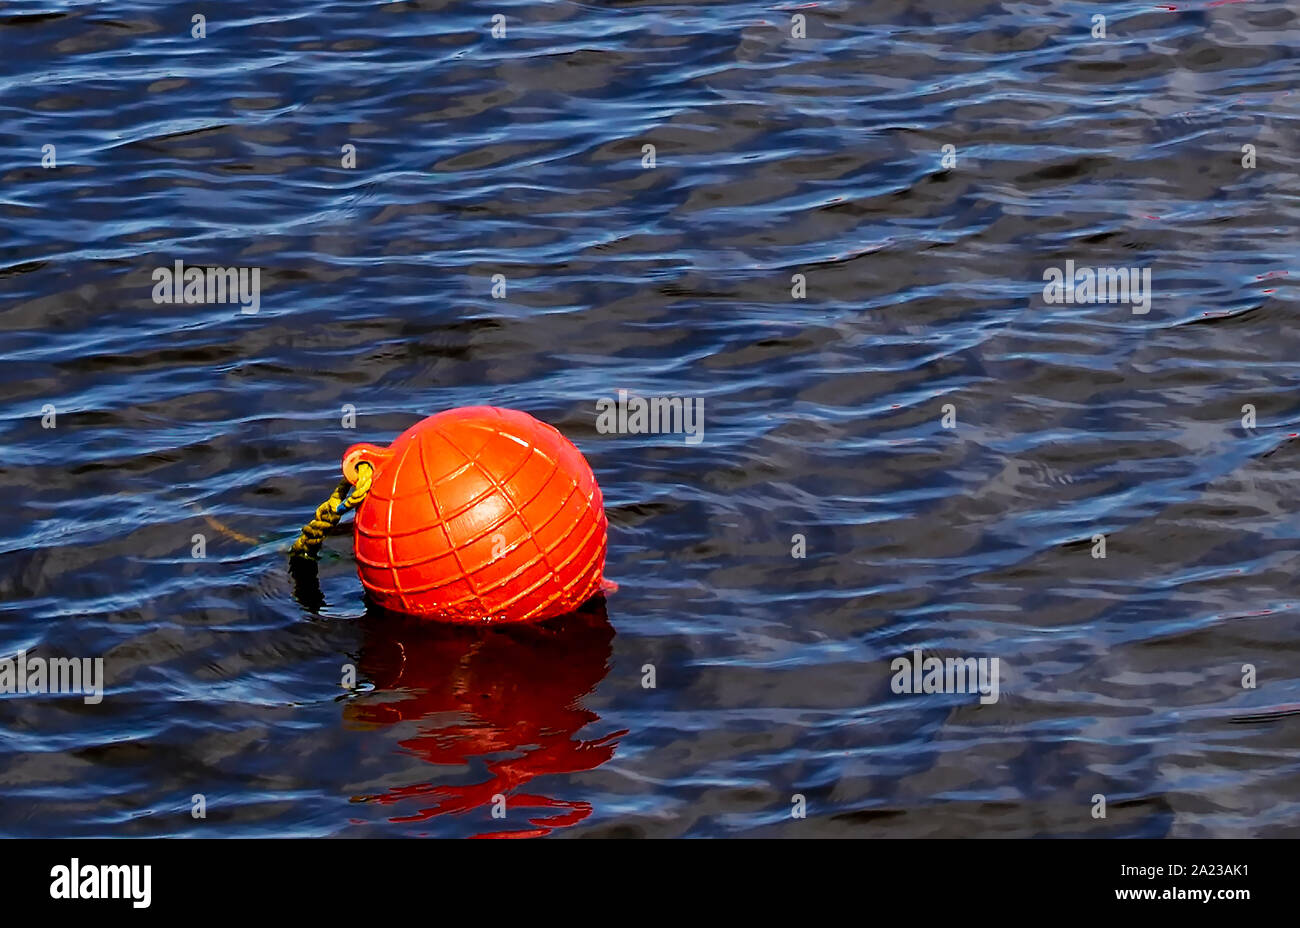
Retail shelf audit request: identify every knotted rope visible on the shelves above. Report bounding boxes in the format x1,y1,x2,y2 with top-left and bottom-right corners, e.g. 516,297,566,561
289,461,373,559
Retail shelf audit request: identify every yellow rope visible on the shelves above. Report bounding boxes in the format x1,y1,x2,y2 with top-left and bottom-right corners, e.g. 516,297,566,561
289,462,373,559
203,513,258,546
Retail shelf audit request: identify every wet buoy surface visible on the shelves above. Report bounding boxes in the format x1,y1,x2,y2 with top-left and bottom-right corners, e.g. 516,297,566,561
344,406,608,623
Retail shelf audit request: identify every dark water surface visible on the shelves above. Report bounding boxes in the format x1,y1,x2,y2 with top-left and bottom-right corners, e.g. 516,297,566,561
1,0,1298,837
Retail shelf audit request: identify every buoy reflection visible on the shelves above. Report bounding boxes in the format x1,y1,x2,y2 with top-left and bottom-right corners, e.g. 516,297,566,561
344,597,623,837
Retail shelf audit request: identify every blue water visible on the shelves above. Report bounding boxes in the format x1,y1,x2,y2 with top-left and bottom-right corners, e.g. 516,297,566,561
1,0,1298,837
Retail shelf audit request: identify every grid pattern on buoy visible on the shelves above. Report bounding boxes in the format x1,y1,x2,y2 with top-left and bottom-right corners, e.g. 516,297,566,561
354,409,606,621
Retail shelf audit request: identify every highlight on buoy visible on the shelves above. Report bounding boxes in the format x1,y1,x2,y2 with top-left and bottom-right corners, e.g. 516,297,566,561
290,406,608,623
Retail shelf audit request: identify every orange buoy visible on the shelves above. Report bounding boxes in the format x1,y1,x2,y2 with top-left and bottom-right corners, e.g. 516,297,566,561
341,406,608,623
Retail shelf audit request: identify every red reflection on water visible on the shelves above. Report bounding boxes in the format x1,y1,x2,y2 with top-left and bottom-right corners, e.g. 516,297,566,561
345,599,623,837
1156,0,1251,8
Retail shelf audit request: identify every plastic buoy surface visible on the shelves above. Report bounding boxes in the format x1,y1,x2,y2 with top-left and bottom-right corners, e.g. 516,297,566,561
344,406,607,623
